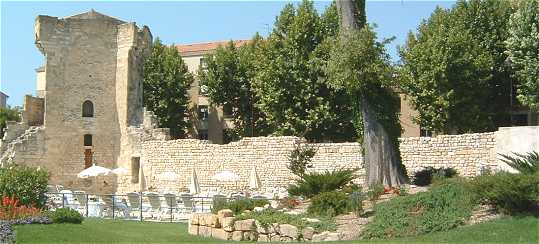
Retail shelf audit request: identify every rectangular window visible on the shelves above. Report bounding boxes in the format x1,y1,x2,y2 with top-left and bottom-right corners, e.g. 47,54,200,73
84,134,92,146
198,129,209,140
223,103,233,118
131,157,140,184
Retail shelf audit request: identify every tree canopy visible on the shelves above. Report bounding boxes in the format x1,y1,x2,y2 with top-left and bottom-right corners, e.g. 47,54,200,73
398,0,515,134
0,106,21,138
143,38,193,139
506,0,539,112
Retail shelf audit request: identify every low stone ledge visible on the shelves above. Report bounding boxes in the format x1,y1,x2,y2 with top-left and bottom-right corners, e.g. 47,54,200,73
187,209,342,242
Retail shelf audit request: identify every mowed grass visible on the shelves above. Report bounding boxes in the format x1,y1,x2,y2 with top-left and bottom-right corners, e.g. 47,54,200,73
15,216,538,244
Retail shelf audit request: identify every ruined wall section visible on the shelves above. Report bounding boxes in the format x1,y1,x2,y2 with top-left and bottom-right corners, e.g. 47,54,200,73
22,95,44,126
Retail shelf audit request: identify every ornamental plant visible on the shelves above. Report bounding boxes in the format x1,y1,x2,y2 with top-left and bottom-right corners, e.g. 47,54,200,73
0,165,49,208
0,196,42,221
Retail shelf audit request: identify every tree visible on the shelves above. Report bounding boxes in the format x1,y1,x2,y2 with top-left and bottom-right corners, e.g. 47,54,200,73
398,0,514,133
0,106,21,138
506,0,539,112
199,36,270,138
328,0,406,186
143,38,193,138
252,0,356,142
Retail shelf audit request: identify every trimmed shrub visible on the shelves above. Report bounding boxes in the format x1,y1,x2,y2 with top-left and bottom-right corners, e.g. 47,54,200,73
412,167,458,186
288,168,358,198
47,208,83,224
0,166,49,208
361,179,476,239
308,191,349,217
212,198,269,215
499,151,539,174
469,171,539,214
235,208,337,232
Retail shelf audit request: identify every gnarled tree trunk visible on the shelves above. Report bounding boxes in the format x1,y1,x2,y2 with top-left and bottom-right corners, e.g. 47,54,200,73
337,0,406,187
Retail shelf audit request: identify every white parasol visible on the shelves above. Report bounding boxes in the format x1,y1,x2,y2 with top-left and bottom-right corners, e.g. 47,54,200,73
189,168,201,194
212,170,240,181
248,166,262,190
77,164,111,194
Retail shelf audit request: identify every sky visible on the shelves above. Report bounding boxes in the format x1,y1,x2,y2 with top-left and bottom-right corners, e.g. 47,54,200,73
0,0,455,106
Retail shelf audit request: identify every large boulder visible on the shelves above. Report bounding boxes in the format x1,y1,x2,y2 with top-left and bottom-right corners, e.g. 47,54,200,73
212,228,231,240
234,219,255,231
258,234,270,242
311,231,329,242
231,231,244,241
221,217,235,232
269,234,281,242
217,209,234,218
325,232,341,241
302,227,315,240
187,222,198,236
189,214,200,225
198,226,212,238
278,224,299,239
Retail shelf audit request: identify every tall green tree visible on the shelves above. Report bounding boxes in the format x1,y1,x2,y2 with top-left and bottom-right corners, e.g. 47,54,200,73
143,38,193,138
399,0,514,133
0,106,21,138
199,36,270,138
252,0,356,142
328,0,406,186
506,0,539,112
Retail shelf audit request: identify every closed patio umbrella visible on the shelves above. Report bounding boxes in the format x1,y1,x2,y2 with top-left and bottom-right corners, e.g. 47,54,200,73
139,163,147,193
212,170,240,182
189,168,201,194
248,166,262,190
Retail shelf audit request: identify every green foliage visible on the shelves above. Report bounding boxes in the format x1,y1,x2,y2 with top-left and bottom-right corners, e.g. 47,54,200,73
143,38,193,139
0,165,48,208
201,1,357,142
287,168,358,198
499,151,539,174
412,167,458,186
307,191,349,217
0,106,21,138
362,180,476,239
47,208,83,224
366,183,385,202
199,37,270,138
468,171,539,214
235,208,337,233
399,0,515,133
506,0,539,112
348,190,366,217
287,143,316,176
212,198,269,215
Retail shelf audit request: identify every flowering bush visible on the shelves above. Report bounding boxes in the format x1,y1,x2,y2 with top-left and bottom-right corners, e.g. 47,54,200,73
0,196,42,221
0,165,49,208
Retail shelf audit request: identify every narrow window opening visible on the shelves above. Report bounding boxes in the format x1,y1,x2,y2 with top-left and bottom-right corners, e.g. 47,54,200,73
82,100,94,117
84,134,92,146
131,157,140,184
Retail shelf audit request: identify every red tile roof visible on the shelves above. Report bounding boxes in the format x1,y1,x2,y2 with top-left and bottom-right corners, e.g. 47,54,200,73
176,40,249,57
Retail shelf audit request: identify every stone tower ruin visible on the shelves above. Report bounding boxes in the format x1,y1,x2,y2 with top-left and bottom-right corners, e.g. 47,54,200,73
0,10,169,193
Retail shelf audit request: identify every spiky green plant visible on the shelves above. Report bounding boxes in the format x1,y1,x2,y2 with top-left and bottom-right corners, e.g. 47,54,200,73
499,151,539,174
288,168,358,198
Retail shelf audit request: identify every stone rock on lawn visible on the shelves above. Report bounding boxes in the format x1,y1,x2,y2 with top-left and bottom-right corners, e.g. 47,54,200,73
212,228,231,240
244,231,258,241
256,221,277,234
325,232,341,241
311,231,329,242
280,236,293,242
190,213,200,225
279,224,298,239
198,226,212,238
302,227,315,240
208,214,220,228
217,209,234,218
232,231,244,241
258,234,270,242
234,219,255,231
269,234,281,242
221,217,235,232
188,222,198,236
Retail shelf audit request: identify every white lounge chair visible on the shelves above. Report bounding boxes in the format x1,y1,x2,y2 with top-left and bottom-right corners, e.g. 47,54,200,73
179,193,194,214
73,191,88,215
59,190,79,210
146,192,163,219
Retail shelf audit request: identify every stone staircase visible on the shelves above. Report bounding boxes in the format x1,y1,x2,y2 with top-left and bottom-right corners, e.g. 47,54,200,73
0,125,44,166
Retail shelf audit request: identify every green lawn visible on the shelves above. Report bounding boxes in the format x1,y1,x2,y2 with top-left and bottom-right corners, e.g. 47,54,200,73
14,216,538,244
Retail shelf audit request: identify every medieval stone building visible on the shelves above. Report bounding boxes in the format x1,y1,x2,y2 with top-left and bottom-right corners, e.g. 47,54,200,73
0,10,169,193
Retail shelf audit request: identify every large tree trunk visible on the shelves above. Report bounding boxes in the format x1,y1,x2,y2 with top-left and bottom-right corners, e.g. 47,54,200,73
337,0,406,187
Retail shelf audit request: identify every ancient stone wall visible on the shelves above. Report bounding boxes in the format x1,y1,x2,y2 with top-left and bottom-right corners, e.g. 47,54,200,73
22,95,44,126
120,131,512,193
399,133,497,177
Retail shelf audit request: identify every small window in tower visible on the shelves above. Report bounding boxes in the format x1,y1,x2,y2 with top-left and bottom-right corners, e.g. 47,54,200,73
84,134,92,146
82,100,94,117
131,157,140,184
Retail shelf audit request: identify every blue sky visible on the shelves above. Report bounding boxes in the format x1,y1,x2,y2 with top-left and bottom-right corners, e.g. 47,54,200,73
1,0,455,106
